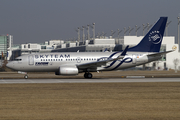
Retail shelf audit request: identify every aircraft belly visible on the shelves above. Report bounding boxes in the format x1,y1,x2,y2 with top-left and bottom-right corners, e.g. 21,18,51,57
21,65,58,72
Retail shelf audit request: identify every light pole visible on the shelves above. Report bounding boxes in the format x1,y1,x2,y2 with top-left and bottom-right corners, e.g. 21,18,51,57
166,21,171,36
129,27,134,36
92,23,95,40
117,29,122,44
142,24,147,36
87,24,90,40
124,27,129,36
147,24,152,33
111,30,116,37
178,17,180,52
75,27,80,42
82,26,85,44
135,25,140,36
78,27,80,42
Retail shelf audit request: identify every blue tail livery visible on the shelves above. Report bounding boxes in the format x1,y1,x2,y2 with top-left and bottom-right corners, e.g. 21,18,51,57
128,17,167,52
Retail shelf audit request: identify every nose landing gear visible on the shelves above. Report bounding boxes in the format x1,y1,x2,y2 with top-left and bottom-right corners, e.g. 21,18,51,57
17,71,28,79
84,72,93,78
24,75,28,79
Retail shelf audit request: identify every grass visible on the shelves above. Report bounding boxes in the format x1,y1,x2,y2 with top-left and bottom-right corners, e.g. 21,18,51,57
0,82,180,120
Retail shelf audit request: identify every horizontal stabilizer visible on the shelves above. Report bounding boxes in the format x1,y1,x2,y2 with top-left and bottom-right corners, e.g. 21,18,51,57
147,50,174,57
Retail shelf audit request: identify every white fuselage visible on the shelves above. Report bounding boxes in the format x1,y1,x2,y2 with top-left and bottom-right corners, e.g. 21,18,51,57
7,51,160,72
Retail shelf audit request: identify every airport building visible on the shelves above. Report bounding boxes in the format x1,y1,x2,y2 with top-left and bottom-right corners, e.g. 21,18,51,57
0,34,13,60
53,38,116,52
9,40,64,59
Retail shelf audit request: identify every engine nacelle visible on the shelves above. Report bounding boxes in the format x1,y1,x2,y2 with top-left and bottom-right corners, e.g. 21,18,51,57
55,66,78,75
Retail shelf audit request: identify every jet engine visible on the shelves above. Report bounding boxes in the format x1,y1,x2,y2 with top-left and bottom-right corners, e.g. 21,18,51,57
55,66,78,75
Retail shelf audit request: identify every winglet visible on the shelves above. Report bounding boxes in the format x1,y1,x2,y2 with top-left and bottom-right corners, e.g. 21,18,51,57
121,45,129,56
115,45,129,60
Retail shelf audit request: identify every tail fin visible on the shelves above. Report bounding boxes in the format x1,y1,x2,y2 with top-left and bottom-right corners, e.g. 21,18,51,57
128,17,167,52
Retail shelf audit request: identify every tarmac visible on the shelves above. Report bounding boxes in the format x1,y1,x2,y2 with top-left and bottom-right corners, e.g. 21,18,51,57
0,78,180,84
0,70,180,79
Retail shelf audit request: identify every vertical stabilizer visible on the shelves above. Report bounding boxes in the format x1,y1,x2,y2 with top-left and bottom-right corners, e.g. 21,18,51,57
128,17,167,52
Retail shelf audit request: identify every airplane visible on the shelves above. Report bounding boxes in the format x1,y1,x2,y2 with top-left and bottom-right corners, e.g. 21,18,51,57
6,17,173,79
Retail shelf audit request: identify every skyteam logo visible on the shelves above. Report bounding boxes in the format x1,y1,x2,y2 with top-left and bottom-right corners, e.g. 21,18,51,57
149,31,162,44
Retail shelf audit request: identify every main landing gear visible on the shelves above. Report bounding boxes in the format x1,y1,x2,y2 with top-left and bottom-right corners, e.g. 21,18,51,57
84,72,93,78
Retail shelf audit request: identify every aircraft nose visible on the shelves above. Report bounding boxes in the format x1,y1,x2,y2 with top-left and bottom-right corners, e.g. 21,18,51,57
6,62,13,69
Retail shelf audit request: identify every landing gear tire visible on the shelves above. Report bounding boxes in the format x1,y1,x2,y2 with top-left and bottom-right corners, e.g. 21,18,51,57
84,73,93,79
84,73,88,78
24,75,28,79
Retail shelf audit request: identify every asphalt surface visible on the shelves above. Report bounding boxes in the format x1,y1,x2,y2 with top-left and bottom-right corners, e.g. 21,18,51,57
1,70,180,79
1,78,180,84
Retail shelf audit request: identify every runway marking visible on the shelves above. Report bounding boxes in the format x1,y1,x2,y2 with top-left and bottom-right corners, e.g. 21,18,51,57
0,78,180,84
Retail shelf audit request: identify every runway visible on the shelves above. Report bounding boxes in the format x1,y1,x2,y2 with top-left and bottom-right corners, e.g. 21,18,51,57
0,78,180,84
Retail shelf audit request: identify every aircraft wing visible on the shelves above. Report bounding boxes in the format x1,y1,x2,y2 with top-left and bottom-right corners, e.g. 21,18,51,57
147,50,174,57
77,46,129,69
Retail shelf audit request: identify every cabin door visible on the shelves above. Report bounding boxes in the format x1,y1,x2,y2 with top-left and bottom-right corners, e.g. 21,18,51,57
28,55,34,65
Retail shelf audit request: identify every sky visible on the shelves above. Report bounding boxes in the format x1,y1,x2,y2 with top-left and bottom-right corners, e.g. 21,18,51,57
0,0,180,44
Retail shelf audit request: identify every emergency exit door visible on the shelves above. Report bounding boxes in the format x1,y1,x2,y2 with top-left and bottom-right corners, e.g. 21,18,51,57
132,55,137,64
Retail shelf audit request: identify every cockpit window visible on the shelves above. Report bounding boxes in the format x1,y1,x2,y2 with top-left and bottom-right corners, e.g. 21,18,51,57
14,59,22,61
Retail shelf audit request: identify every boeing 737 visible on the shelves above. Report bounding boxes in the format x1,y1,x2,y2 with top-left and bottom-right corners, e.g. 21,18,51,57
6,17,173,79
